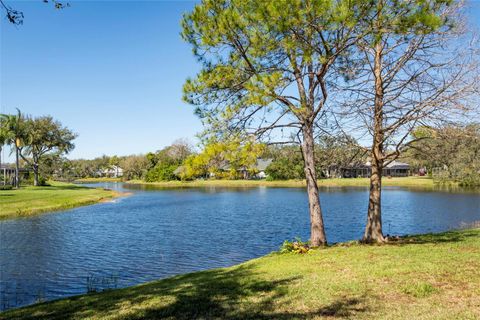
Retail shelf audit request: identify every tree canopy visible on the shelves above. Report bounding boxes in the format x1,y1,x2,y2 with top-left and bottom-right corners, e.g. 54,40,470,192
407,124,480,186
182,0,376,246
18,115,77,186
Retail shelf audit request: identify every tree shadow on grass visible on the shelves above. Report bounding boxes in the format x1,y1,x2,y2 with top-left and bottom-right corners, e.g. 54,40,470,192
198,297,369,320
333,229,479,249
385,229,480,246
3,264,370,320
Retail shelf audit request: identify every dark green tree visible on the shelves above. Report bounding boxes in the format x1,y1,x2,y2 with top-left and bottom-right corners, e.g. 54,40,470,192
265,145,304,180
19,115,77,186
0,109,27,188
0,116,10,184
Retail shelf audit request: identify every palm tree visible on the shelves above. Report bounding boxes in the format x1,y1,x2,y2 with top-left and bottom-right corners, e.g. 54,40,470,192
0,109,25,188
0,117,8,185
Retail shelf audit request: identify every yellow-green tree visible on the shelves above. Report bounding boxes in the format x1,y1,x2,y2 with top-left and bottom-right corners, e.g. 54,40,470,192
181,139,265,180
182,0,372,246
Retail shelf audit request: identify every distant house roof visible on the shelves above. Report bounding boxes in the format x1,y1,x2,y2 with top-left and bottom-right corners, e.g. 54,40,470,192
385,160,410,169
0,164,29,171
209,158,274,172
256,158,273,171
236,158,273,172
218,160,230,171
343,160,410,170
173,166,185,175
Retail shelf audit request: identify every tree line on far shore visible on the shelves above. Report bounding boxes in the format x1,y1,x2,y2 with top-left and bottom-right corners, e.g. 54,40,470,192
24,122,479,189
2,111,477,190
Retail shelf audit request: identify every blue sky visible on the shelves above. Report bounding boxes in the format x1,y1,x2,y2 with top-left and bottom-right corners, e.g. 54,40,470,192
1,0,200,160
1,1,480,160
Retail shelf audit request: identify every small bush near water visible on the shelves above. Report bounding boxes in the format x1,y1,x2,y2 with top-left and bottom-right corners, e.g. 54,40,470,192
280,237,310,254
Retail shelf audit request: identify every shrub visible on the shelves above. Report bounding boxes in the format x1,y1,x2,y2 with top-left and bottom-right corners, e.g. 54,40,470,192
145,163,178,182
280,237,310,254
38,176,48,186
23,173,48,186
265,158,304,180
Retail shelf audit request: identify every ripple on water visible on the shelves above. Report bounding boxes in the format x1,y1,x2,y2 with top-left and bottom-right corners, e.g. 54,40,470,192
0,184,479,310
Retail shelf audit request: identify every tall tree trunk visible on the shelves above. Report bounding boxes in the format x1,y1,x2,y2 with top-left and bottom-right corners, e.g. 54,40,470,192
363,37,385,243
302,123,327,246
33,162,39,186
15,145,20,189
364,151,384,242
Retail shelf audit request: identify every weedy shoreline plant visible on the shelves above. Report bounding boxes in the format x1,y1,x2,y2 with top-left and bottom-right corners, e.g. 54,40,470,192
280,237,311,254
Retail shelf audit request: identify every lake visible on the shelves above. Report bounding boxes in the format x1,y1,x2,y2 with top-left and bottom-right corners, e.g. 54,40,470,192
0,183,479,311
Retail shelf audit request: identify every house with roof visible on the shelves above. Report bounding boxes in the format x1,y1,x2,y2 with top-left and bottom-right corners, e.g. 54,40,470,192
0,164,30,185
340,160,410,178
238,158,273,179
100,165,124,178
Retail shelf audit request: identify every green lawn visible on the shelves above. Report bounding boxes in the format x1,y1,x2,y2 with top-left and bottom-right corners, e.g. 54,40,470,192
0,181,120,219
127,176,438,188
2,228,479,320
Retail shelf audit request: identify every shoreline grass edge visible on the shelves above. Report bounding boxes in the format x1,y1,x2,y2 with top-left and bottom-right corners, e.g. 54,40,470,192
1,227,479,319
0,182,125,220
122,176,440,188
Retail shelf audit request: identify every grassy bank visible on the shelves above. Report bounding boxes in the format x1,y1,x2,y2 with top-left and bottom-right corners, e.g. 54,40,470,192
2,228,479,319
74,177,123,183
127,176,437,188
0,181,120,219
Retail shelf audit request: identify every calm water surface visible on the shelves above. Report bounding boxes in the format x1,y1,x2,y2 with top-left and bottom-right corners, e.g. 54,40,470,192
1,183,479,310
